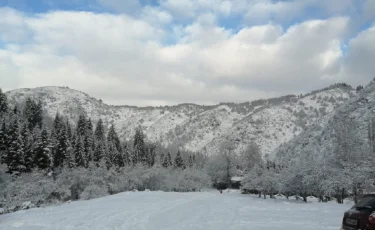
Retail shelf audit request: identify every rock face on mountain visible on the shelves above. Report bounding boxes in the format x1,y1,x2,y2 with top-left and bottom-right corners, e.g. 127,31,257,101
6,84,355,158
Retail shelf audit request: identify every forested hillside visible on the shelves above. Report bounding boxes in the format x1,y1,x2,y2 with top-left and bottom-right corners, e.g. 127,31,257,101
6,84,355,158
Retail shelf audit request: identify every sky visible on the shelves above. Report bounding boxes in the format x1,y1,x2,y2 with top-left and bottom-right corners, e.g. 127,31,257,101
0,0,374,106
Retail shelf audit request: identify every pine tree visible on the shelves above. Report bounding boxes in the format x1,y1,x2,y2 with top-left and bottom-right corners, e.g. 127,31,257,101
21,123,34,172
0,122,8,163
162,155,169,168
93,119,106,164
0,88,8,116
13,105,19,116
76,114,87,137
122,143,131,166
159,153,165,166
146,143,156,167
162,152,173,168
106,141,119,169
174,150,185,169
107,124,120,151
83,134,93,167
167,152,172,166
133,128,146,164
94,119,105,142
74,135,85,167
54,124,68,168
7,118,24,174
34,129,51,170
23,98,43,130
51,114,67,168
66,120,73,143
188,155,194,168
83,118,94,167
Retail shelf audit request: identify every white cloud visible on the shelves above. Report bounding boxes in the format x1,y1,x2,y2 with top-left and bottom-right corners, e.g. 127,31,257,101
141,6,173,25
0,5,373,106
340,25,375,86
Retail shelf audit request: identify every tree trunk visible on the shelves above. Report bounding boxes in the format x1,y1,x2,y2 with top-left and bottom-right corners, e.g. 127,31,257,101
303,194,307,203
341,188,345,204
264,193,266,199
259,192,261,198
353,186,358,204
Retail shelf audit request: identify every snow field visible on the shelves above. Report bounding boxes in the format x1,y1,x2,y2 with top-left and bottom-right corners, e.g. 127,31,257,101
0,191,350,230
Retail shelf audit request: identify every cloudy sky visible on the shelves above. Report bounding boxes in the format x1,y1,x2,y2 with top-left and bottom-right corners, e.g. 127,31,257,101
0,0,374,106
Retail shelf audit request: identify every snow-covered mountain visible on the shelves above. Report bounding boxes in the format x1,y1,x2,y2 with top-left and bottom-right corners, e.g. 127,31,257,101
6,84,355,158
274,80,375,162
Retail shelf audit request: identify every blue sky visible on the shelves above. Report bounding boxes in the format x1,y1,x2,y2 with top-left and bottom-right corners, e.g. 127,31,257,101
0,0,374,106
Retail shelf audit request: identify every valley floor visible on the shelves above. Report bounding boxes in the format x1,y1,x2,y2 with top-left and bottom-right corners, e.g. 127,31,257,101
0,190,349,230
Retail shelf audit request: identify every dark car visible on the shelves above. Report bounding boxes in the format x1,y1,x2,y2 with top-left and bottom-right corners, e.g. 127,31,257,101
341,194,375,230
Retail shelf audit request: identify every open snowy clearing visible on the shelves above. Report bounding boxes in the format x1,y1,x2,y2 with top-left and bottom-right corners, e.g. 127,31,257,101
0,191,350,230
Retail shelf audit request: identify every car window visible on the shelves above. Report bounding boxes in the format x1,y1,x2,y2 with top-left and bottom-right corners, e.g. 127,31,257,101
353,197,375,208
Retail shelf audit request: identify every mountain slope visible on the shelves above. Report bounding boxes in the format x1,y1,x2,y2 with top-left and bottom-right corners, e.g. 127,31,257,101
6,84,355,158
274,80,375,163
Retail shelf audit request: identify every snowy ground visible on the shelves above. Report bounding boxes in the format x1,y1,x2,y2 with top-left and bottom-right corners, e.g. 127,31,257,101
0,190,350,230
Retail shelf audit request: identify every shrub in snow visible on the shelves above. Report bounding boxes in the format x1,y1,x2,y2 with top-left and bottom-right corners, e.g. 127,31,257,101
0,169,58,212
20,201,36,210
80,185,109,200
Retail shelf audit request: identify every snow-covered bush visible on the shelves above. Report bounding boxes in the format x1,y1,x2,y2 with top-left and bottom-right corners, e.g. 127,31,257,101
80,184,109,200
164,168,211,192
0,169,58,212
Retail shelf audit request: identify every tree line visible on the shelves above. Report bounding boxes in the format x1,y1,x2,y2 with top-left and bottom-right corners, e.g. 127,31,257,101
0,88,197,176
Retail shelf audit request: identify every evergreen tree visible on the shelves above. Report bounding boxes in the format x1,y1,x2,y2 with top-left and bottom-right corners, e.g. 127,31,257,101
167,152,173,166
133,128,146,164
146,143,156,167
0,122,8,162
54,124,68,168
188,155,194,168
51,113,63,140
122,143,131,166
76,114,87,137
51,114,67,168
93,119,106,164
107,124,120,151
162,152,173,168
94,119,105,142
21,123,34,172
66,120,73,142
74,135,85,167
34,129,51,170
65,139,75,168
13,105,19,116
83,134,93,167
159,153,164,165
162,155,169,168
106,141,119,169
7,118,24,174
174,150,185,169
84,118,94,167
0,88,8,116
23,98,43,130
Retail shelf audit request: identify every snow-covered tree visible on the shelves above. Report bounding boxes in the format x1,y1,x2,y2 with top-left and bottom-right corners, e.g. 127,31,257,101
174,150,185,169
239,142,262,174
7,118,24,175
133,128,146,164
34,129,51,170
0,88,8,116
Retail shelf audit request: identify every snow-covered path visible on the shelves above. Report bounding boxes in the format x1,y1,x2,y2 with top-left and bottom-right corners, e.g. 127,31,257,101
0,191,349,230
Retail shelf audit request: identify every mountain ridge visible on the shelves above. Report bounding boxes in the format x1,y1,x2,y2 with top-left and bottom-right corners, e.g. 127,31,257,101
5,83,356,158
